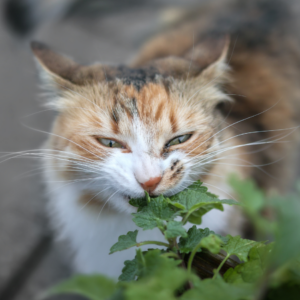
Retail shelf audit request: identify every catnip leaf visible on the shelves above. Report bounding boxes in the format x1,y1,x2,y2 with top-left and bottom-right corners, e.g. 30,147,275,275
109,289,126,300
124,250,187,300
132,195,178,230
168,181,240,225
229,174,264,213
179,226,216,253
119,257,138,282
180,277,254,300
224,243,272,284
45,275,116,300
270,256,300,287
110,230,138,254
187,203,224,225
129,192,151,212
270,195,300,267
229,175,273,236
165,221,187,239
199,234,224,254
221,235,260,262
135,249,181,278
129,198,148,212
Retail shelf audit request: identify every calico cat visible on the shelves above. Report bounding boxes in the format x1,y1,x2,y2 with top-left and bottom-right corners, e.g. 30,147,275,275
31,0,300,277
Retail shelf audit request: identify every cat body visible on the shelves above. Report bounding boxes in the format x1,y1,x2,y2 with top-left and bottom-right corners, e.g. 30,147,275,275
32,0,300,277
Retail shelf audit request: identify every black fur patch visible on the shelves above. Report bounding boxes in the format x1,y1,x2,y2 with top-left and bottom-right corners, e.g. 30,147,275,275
106,65,160,91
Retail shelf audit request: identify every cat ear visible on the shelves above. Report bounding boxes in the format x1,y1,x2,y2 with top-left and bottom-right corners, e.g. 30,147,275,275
183,35,231,108
147,34,229,82
31,41,81,89
184,35,230,72
31,41,108,89
184,34,230,83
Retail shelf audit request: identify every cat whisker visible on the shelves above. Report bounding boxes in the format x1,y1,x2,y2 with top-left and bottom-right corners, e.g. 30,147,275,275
186,125,298,164
80,186,111,212
190,140,287,168
18,123,105,161
96,189,120,222
184,100,283,158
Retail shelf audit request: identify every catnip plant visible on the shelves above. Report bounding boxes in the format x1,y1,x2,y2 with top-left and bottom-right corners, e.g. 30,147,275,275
44,176,300,300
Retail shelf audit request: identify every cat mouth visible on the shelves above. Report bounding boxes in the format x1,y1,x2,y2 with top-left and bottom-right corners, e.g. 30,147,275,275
120,193,131,201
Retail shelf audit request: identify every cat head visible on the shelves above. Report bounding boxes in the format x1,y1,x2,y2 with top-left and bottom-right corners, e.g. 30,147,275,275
32,36,231,212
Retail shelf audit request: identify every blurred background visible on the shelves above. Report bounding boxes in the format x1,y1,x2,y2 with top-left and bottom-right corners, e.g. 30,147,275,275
0,0,201,299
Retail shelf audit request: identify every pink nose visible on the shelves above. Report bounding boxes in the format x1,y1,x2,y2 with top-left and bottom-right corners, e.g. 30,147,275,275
140,176,162,193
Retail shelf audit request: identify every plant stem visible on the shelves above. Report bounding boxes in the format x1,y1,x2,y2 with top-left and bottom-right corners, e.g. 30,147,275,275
161,252,181,259
187,242,203,273
136,240,170,248
212,254,230,279
168,238,179,249
182,214,190,225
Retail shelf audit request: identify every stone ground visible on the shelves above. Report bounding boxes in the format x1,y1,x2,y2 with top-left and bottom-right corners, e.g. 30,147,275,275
0,1,200,299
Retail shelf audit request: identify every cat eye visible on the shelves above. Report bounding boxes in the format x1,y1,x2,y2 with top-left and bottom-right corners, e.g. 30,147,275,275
165,134,192,147
97,138,124,149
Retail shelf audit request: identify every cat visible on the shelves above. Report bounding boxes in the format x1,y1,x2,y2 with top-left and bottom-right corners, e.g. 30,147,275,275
31,0,300,277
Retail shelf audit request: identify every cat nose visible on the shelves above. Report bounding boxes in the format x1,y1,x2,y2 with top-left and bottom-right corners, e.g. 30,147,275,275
140,176,162,193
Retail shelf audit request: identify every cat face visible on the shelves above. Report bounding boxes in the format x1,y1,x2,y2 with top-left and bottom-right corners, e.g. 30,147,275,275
32,38,230,212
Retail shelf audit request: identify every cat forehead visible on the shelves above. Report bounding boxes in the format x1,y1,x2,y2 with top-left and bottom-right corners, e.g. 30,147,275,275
104,81,179,134
105,65,162,92
62,68,218,136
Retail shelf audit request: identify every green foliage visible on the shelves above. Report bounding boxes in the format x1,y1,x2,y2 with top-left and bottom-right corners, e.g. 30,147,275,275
118,257,138,282
270,195,300,267
179,226,216,253
165,220,188,239
181,276,253,300
46,178,300,300
168,181,239,225
221,235,260,262
199,234,224,254
45,275,116,300
110,231,138,254
224,243,273,284
123,250,188,300
132,194,178,230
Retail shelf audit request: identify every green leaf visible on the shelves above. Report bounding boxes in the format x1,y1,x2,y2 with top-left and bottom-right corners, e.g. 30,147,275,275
46,275,116,300
224,243,272,284
109,289,125,300
270,195,300,267
110,230,138,254
179,226,216,253
169,181,239,212
165,221,187,239
229,175,272,236
135,249,181,278
200,234,224,254
119,257,138,282
229,174,264,213
124,250,188,300
187,203,224,225
129,192,150,212
132,195,178,230
180,277,253,300
221,235,260,262
168,181,239,226
271,256,300,287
